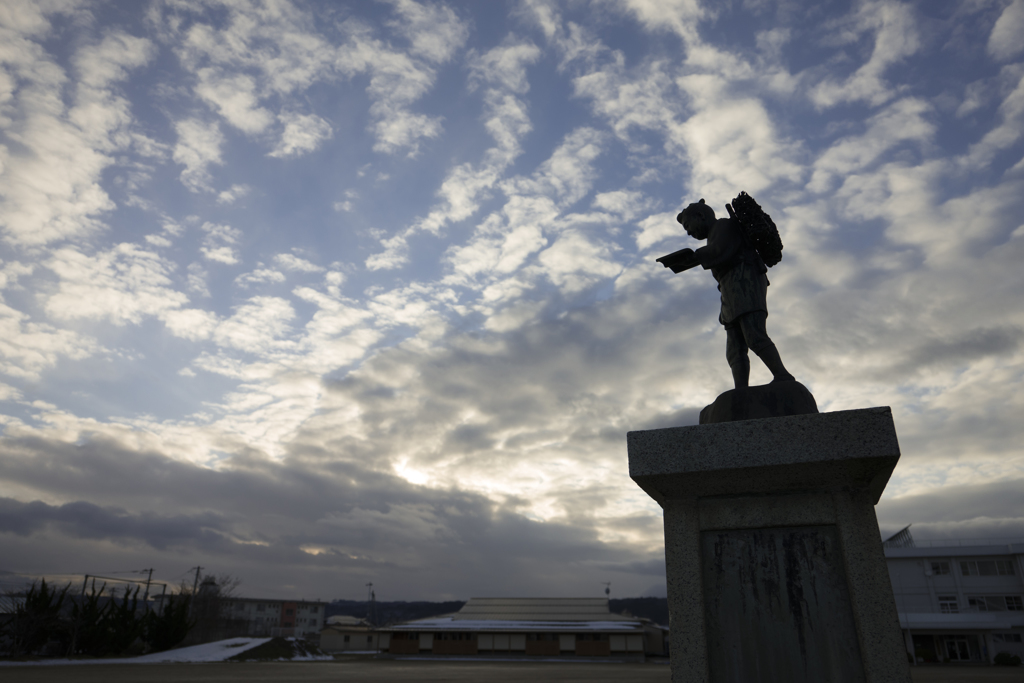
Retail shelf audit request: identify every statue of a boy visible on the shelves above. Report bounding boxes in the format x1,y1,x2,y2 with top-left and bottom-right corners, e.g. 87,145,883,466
659,198,795,389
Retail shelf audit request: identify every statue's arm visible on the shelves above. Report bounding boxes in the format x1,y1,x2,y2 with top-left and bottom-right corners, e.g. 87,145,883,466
656,248,700,273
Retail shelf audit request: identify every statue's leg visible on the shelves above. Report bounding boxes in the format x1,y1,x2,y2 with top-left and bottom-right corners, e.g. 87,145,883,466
742,312,795,383
725,321,750,389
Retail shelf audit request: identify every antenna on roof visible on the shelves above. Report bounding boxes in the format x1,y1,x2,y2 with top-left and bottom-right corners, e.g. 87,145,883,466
882,524,915,549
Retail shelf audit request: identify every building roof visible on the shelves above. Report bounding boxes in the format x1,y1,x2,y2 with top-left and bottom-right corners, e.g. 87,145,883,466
326,615,370,626
382,598,645,633
899,611,1024,631
387,615,645,633
884,542,1024,559
451,598,638,623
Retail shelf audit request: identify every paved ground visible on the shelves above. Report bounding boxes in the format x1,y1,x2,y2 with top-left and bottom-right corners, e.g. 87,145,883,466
1,659,1020,682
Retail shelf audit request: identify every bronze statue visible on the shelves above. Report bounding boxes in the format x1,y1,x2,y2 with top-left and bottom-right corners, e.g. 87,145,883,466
657,196,794,389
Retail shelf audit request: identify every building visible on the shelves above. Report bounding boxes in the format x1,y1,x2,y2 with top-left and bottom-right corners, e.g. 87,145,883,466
884,531,1024,665
152,591,325,640
379,597,665,660
320,615,385,652
219,597,326,639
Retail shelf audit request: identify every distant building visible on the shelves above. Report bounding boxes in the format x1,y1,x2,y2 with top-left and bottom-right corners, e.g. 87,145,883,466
220,597,326,639
320,615,384,652
884,533,1024,665
153,593,325,640
379,597,665,660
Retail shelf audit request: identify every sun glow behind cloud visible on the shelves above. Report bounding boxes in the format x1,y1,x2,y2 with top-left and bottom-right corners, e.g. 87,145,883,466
0,0,1022,600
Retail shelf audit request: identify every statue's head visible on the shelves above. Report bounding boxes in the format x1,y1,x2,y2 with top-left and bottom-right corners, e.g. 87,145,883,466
677,198,715,240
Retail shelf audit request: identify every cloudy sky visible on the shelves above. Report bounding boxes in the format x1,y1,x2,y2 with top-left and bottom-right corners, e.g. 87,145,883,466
1,0,1023,602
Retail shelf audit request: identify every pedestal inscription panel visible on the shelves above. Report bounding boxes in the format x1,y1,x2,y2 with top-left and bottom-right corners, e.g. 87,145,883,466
702,525,865,683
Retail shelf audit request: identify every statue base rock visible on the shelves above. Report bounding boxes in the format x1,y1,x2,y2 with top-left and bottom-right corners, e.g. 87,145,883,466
699,380,818,424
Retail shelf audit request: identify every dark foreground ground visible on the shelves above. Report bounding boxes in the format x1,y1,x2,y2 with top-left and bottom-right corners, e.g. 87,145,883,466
0,660,1019,682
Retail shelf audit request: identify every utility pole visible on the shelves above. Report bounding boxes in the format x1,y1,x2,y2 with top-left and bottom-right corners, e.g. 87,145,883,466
141,568,154,612
187,566,203,620
366,582,374,626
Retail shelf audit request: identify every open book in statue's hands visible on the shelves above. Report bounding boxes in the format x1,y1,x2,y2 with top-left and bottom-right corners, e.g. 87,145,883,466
656,247,700,273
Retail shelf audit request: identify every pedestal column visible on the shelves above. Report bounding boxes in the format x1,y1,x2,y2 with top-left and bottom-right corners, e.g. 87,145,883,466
628,407,912,683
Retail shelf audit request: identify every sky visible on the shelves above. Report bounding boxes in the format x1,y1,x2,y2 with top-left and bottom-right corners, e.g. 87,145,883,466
0,0,1023,602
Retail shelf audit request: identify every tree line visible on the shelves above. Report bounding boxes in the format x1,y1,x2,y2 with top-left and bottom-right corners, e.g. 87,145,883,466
1,579,192,658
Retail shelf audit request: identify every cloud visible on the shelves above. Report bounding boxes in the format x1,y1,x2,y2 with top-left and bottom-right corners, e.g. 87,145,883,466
810,1,920,108
0,19,152,245
269,112,333,157
0,431,662,597
808,97,936,193
235,267,286,288
43,243,216,340
366,37,541,270
172,118,223,192
199,222,241,264
217,183,250,205
988,0,1024,62
275,253,323,272
213,296,296,354
0,301,98,381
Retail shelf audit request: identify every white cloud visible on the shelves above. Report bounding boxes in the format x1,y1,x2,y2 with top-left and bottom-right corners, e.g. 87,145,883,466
194,69,274,134
988,0,1024,62
214,296,296,354
199,222,241,265
336,2,468,156
172,118,223,192
672,75,803,199
960,70,1024,171
217,183,250,205
0,20,152,246
810,1,920,109
187,262,210,298
366,38,541,270
269,112,332,158
43,244,216,341
236,267,286,288
275,253,323,272
0,301,98,381
808,98,935,193
538,230,622,294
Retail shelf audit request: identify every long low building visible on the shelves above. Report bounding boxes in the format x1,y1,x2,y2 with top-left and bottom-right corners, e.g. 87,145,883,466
378,597,664,659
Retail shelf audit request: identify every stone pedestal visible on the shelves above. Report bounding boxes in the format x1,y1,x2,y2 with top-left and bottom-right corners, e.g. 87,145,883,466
627,407,912,683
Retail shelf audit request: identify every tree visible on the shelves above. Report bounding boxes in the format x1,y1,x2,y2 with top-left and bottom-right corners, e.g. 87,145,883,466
143,593,193,652
6,580,71,656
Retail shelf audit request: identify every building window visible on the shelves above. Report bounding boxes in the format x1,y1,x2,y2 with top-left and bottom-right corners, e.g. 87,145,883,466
367,635,373,643
968,596,1023,611
256,604,265,612
285,608,294,616
938,596,959,613
311,605,319,613
993,633,1023,643
960,560,1015,576
344,635,350,643
930,561,950,575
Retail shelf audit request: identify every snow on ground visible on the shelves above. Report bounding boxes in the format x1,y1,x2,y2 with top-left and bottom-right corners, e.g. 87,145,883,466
0,637,273,666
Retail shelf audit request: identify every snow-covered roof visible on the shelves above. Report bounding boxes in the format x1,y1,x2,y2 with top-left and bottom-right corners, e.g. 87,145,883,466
326,615,370,626
449,597,639,623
